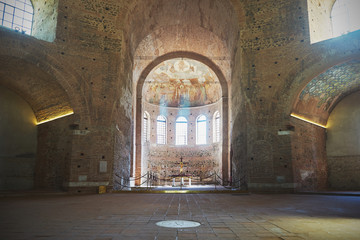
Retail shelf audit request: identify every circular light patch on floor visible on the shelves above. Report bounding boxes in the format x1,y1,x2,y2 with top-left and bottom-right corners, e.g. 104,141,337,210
156,220,201,228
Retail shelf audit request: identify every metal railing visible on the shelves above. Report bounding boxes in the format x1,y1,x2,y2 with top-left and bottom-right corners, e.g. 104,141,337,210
114,171,248,191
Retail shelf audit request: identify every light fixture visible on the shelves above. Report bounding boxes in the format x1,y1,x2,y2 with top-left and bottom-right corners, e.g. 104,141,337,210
37,111,74,125
290,113,327,128
164,190,189,193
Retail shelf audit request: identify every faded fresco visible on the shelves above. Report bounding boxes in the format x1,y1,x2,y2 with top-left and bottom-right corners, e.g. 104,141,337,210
143,58,222,107
299,60,360,111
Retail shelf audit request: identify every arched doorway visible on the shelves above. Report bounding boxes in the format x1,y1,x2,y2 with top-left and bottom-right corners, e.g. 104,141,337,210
139,58,223,186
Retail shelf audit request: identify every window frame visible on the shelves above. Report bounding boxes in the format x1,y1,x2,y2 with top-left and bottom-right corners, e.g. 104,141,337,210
196,115,207,145
175,116,188,145
143,111,150,143
156,115,167,145
330,0,360,38
213,111,221,143
0,0,33,35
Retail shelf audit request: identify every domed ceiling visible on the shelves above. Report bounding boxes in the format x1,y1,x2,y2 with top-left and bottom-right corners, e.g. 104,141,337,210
143,58,222,107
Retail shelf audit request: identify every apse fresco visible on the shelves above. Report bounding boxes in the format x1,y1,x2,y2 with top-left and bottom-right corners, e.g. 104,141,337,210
143,58,222,107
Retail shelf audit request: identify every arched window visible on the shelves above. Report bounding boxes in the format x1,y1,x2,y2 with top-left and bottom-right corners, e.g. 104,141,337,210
176,116,187,145
0,0,33,35
213,111,220,143
156,115,166,145
331,0,360,37
143,112,150,142
196,115,207,145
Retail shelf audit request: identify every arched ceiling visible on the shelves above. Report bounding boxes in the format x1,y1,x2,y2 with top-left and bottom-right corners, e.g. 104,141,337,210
292,60,360,125
126,0,240,57
0,55,73,123
130,0,240,95
143,58,221,107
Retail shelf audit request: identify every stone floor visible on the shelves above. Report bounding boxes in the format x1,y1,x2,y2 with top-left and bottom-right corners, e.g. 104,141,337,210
0,193,360,240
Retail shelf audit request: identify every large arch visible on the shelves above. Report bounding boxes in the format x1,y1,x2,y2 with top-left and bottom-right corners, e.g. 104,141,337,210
289,58,360,191
0,86,37,190
116,0,243,189
0,54,77,190
124,0,240,59
134,51,230,185
0,30,91,124
0,55,73,123
291,59,360,126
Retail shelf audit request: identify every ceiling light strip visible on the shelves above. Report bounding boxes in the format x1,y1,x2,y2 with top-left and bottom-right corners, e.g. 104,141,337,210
37,112,74,125
290,113,327,128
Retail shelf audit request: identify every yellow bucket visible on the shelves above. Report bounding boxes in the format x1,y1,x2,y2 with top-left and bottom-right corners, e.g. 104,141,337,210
98,185,106,194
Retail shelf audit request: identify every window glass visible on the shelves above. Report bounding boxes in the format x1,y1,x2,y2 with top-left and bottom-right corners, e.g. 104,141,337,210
0,0,33,35
331,0,360,37
143,112,150,142
157,115,166,145
176,116,187,145
213,112,220,143
196,115,207,145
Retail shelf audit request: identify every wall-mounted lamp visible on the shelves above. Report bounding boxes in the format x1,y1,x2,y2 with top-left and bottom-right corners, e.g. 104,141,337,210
37,111,74,125
290,113,327,128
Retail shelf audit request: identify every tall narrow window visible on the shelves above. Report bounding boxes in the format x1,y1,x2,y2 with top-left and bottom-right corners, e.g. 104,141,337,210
156,115,166,144
196,115,207,145
143,112,150,142
331,0,360,37
176,116,187,145
0,0,33,35
213,111,220,143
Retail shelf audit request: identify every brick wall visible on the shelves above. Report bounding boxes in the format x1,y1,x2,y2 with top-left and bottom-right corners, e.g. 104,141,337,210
0,0,359,192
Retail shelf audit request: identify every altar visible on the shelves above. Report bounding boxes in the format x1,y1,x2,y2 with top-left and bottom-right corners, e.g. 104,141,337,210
170,156,192,187
170,175,192,187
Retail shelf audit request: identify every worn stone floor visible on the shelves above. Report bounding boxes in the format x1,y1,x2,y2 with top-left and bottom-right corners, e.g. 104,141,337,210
0,193,359,240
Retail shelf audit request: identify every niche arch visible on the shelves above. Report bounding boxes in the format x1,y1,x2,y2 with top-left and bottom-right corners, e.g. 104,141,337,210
0,86,37,190
0,38,91,124
289,58,360,191
0,55,75,190
326,91,360,190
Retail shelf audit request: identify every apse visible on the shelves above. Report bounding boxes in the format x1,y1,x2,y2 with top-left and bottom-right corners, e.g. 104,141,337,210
140,58,223,185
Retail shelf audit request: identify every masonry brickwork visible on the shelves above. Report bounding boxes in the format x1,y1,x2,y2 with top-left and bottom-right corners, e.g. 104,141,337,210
0,0,359,193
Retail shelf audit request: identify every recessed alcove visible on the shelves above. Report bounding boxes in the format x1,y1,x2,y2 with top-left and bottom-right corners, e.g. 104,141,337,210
0,86,37,190
139,58,224,185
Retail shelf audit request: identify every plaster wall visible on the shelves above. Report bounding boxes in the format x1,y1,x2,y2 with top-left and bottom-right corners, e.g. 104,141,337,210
326,91,360,189
32,0,59,42
307,0,335,43
0,86,37,190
